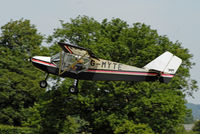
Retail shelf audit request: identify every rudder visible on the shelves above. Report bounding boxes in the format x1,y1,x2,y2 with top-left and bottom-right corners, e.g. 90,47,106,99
144,51,182,83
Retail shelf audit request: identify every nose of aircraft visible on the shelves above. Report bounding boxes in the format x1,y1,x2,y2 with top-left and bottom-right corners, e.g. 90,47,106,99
31,56,57,74
31,56,57,68
31,55,57,69
32,56,51,63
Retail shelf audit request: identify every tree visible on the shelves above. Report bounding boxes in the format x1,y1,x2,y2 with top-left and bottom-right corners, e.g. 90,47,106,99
193,120,200,134
173,125,196,134
0,19,45,126
184,109,194,124
22,84,87,134
114,120,154,134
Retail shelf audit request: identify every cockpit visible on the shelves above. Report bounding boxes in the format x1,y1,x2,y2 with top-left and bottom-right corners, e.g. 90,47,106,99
51,51,91,73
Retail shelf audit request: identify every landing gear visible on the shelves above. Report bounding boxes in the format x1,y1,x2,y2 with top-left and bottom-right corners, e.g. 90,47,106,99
39,74,79,94
39,73,49,88
69,86,78,94
40,80,48,88
69,79,79,94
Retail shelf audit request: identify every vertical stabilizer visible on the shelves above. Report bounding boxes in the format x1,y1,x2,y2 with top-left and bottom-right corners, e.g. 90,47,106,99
163,55,182,74
144,51,182,74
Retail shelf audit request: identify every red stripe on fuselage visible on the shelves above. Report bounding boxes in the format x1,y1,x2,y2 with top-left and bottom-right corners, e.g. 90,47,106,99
32,58,56,67
87,69,158,76
161,73,174,77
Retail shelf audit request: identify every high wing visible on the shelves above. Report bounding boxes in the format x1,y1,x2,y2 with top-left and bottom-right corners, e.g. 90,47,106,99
58,42,98,59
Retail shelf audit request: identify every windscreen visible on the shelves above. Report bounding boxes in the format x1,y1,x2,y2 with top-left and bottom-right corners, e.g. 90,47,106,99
51,51,65,62
63,53,91,73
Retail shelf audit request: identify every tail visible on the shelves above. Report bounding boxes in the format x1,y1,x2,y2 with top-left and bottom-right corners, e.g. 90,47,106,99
144,51,182,83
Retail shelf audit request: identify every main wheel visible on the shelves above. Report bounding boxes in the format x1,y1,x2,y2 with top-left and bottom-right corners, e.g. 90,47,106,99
69,86,78,94
39,80,48,88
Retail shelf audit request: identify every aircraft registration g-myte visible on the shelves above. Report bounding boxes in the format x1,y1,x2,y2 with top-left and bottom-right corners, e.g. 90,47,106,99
31,42,182,94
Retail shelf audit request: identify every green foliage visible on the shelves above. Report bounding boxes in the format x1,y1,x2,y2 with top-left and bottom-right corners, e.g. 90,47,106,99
0,19,82,132
0,124,38,134
38,88,80,134
60,116,79,134
0,19,45,126
21,103,42,129
22,84,88,134
174,125,196,134
193,120,200,134
126,82,186,134
184,109,195,124
114,120,154,134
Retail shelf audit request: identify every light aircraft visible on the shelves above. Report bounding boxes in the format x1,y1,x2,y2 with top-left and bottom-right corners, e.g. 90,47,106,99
31,42,182,94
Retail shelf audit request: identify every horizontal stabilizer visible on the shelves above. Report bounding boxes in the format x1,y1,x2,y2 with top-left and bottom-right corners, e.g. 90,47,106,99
144,51,182,74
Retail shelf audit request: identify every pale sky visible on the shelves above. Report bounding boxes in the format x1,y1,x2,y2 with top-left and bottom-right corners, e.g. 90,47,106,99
0,0,199,103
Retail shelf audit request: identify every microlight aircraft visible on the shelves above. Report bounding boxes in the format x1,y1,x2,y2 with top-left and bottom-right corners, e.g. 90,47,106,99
31,42,182,94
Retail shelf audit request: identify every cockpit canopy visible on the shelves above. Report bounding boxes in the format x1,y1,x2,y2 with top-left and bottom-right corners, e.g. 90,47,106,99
51,51,62,62
51,51,91,73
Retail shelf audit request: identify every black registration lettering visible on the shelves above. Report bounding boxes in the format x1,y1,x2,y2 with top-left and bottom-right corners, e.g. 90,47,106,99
90,60,95,66
102,62,106,68
108,62,112,68
113,63,117,69
118,64,122,70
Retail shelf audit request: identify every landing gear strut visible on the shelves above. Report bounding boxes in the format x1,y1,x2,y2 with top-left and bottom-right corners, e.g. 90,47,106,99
39,73,49,88
69,79,79,94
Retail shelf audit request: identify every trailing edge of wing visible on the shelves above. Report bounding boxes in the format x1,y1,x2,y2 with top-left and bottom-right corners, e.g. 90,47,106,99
58,42,98,59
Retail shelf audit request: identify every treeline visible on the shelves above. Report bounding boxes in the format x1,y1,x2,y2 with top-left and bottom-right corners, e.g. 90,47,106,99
0,16,198,134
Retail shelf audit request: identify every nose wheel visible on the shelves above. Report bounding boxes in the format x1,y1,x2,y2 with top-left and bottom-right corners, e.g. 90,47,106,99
39,73,49,88
69,79,79,94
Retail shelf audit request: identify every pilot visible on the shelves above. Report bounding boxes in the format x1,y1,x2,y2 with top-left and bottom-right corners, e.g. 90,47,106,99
75,59,84,71
71,59,84,71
